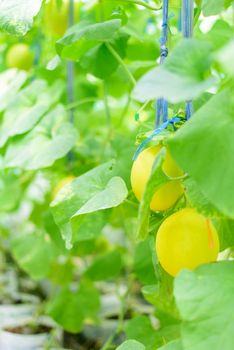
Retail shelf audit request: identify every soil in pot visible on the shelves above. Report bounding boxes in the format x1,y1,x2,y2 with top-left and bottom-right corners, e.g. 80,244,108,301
4,323,52,335
0,320,53,350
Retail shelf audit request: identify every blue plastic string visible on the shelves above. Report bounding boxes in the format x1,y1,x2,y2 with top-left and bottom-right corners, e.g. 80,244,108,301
133,116,181,161
133,1,194,162
156,0,169,127
182,0,194,119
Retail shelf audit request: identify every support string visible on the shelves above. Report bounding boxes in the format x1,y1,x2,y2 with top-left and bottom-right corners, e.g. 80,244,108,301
156,0,169,127
133,116,181,160
182,0,194,119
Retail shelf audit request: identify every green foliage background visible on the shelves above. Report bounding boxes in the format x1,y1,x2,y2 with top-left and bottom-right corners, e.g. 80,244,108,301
0,0,233,349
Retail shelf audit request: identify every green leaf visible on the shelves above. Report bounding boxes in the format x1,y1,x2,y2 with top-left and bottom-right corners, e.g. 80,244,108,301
84,250,123,281
48,259,74,286
142,283,178,318
51,163,127,247
204,20,233,50
4,105,77,170
125,316,158,350
47,280,100,333
72,211,109,242
125,314,179,350
80,43,118,79
127,38,159,62
42,210,67,253
174,261,234,350
0,0,43,36
133,39,215,103
167,88,234,218
0,69,27,112
214,218,234,251
0,172,21,211
117,340,146,350
158,340,184,350
217,40,234,77
184,178,221,218
80,33,129,79
136,148,168,240
73,177,128,217
0,80,63,147
125,304,180,349
56,19,122,59
11,232,58,280
202,0,232,16
134,240,156,285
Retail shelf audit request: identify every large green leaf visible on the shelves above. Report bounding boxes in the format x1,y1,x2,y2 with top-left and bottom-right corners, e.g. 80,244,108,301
125,316,159,350
4,105,77,170
133,39,215,103
215,218,234,251
142,282,179,318
80,33,129,79
72,211,109,242
217,40,234,77
80,43,118,78
125,315,179,350
204,20,233,50
167,88,234,218
47,280,100,333
84,250,123,281
158,340,183,350
184,178,221,218
0,171,21,211
11,232,58,280
202,0,224,16
56,19,122,59
51,163,127,247
0,80,63,147
174,261,234,350
134,240,156,285
202,0,232,16
0,69,27,112
0,0,43,36
117,340,146,350
68,212,112,250
73,177,128,216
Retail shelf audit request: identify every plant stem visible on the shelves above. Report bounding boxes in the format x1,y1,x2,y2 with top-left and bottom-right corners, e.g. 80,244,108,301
98,0,105,21
66,97,99,110
194,7,201,28
67,0,75,124
103,80,111,127
136,99,151,116
105,42,136,87
117,93,131,127
101,331,118,350
100,284,129,350
100,213,135,350
66,0,75,167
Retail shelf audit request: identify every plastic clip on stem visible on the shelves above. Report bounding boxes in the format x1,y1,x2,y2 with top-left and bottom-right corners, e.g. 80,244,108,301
182,0,194,119
156,0,169,127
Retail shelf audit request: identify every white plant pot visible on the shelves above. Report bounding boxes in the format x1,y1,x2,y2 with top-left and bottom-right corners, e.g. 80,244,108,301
0,317,54,350
0,293,39,327
0,328,49,350
100,294,121,318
